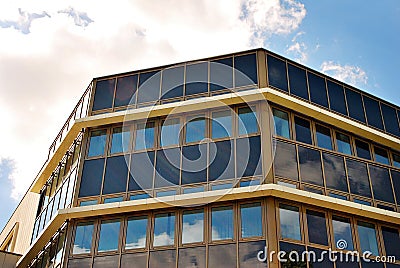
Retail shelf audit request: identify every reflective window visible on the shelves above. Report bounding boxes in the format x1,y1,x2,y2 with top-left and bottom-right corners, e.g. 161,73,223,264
274,141,298,181
279,204,301,240
345,88,366,123
273,109,290,139
279,242,307,268
298,146,324,186
306,210,328,245
393,153,400,168
209,140,235,181
134,122,155,150
239,241,267,268
153,213,175,247
336,132,352,155
149,250,176,268
294,116,312,144
129,151,155,190
323,153,348,192
211,183,232,191
103,156,128,195
327,80,347,116
156,190,176,197
126,216,147,249
182,209,204,244
329,192,347,200
355,139,371,160
161,118,180,147
211,110,232,139
178,247,206,268
382,226,400,260
357,221,379,256
98,220,120,252
288,63,308,99
129,193,150,200
110,127,131,154
346,159,371,198
210,57,233,91
211,206,233,241
308,72,328,108
238,106,258,135
183,186,204,194
369,165,394,203
234,53,258,87
79,200,98,206
181,144,207,184
115,75,137,107
374,146,389,165
308,246,334,268
87,130,107,157
240,203,262,238
209,244,236,267
267,55,288,92
103,196,123,203
161,66,184,99
363,96,384,130
185,62,208,95
185,116,206,143
79,159,104,197
93,79,115,111
332,216,354,250
354,198,370,206
73,222,94,254
68,258,92,268
137,71,161,104
93,255,119,268
316,124,332,150
391,170,400,203
236,136,262,177
381,104,400,136
154,148,180,187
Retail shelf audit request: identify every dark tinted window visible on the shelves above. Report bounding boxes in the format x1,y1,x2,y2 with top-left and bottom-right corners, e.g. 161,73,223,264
93,255,119,268
382,226,400,260
345,88,366,123
98,220,120,252
239,241,267,268
161,66,184,99
137,71,161,104
208,244,236,267
273,109,290,138
240,203,262,238
374,146,389,165
68,258,92,268
129,152,155,190
316,124,332,150
267,55,288,91
393,153,400,168
391,170,400,203
92,79,115,111
185,62,208,95
332,216,354,250
298,146,323,186
120,253,147,268
209,140,235,181
178,247,206,268
181,144,207,184
234,53,258,87
323,153,348,192
79,159,104,197
369,165,394,203
381,104,400,136
306,210,328,245
307,247,334,268
294,116,312,144
210,57,233,91
87,130,107,157
308,72,328,108
336,132,352,155
149,250,176,268
274,141,298,180
154,148,180,187
363,96,384,130
346,159,371,198
288,64,308,99
211,206,233,240
327,80,347,115
115,75,137,107
355,139,371,160
103,156,128,195
278,242,307,268
236,136,262,178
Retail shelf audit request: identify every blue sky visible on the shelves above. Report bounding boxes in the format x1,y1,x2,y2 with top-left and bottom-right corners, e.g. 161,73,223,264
0,0,399,232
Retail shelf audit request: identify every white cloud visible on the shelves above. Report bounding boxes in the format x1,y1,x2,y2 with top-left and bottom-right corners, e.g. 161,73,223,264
0,8,50,34
286,40,307,63
320,61,368,86
58,7,93,27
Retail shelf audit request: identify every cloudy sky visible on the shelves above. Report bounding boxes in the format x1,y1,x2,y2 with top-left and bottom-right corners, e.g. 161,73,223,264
0,0,399,230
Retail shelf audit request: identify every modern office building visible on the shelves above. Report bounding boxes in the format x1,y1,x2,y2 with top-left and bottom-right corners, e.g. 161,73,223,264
1,48,400,268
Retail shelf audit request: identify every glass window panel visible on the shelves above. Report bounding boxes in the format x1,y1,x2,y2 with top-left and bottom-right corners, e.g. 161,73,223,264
134,122,155,151
110,127,131,154
238,106,258,135
98,220,120,252
137,71,161,103
279,204,301,240
273,108,290,139
120,252,147,268
78,158,104,198
185,117,205,143
181,144,207,184
345,88,366,123
129,151,155,191
353,198,370,206
240,203,262,238
332,216,354,250
323,153,348,192
382,226,400,260
357,221,379,256
307,246,334,268
183,186,204,194
288,63,308,99
211,183,232,191
308,72,328,108
391,170,400,204
298,146,324,186
73,222,94,254
209,140,235,181
303,186,323,194
103,155,129,195
234,53,258,87
87,130,107,157
381,104,400,136
274,141,298,180
182,209,204,244
161,66,184,99
393,153,400,168
361,260,385,268
369,165,394,203
327,80,347,116
178,247,206,268
363,96,384,130
126,216,147,249
239,241,267,268
211,110,232,139
115,74,138,107
211,206,233,240
306,210,328,245
267,55,288,92
210,57,233,91
67,258,92,268
374,147,389,165
185,62,208,95
208,244,236,268
103,196,123,203
92,79,115,111
278,242,307,268
329,192,348,200
294,116,312,144
336,132,352,155
149,250,176,268
161,118,180,147
154,148,180,187
153,213,175,247
346,159,371,197
93,255,119,268
239,179,260,187
79,200,98,207
236,136,262,178
130,193,150,200
355,139,371,160
156,190,176,197
316,124,332,150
